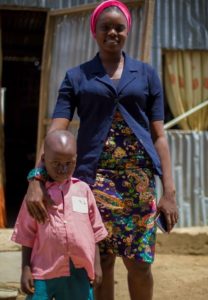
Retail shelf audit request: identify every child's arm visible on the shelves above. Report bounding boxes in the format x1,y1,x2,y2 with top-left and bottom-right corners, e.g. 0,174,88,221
21,246,34,295
94,244,102,287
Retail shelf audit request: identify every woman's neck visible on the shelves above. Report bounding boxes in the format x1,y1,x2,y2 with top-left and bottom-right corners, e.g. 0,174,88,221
99,51,123,65
99,51,124,79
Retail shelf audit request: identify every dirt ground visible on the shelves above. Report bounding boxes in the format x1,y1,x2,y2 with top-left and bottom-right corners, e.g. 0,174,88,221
14,254,208,300
114,254,208,300
114,227,208,300
1,228,208,300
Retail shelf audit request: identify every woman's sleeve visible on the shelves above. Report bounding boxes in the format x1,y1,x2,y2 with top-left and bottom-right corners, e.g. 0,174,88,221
52,71,77,120
146,66,164,122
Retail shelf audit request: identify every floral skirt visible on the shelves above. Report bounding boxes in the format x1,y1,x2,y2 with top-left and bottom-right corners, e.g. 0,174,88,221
91,112,157,263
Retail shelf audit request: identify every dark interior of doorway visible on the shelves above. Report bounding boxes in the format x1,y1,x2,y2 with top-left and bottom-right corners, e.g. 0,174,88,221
1,9,47,227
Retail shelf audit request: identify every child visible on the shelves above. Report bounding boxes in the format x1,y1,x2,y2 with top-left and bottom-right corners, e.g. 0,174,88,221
11,130,108,300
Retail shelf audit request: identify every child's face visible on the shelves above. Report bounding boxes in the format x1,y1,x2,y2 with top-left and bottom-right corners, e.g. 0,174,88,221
44,147,76,183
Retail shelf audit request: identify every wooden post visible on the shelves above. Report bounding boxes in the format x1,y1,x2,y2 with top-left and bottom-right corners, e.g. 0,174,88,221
139,0,155,63
0,16,7,227
36,13,54,153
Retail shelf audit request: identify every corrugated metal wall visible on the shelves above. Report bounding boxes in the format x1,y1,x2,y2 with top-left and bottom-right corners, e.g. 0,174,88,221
2,0,207,77
0,0,98,9
152,0,208,75
151,0,208,227
156,131,208,227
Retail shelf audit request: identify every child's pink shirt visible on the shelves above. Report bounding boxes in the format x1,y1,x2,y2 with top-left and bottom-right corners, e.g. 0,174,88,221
11,178,108,280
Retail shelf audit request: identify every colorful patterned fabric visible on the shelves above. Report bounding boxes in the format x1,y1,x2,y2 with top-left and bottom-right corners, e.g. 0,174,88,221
91,111,157,263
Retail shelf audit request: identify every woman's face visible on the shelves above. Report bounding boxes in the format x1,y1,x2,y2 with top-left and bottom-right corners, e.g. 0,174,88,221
95,9,128,54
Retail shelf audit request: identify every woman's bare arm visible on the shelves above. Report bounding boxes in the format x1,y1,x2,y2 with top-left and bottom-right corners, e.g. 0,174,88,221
150,120,178,232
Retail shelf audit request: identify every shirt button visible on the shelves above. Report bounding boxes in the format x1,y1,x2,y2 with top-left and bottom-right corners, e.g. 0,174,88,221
63,220,68,224
114,98,119,104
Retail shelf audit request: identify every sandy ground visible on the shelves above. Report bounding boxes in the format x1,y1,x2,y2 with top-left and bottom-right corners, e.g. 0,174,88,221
1,228,208,300
1,254,208,300
115,254,208,300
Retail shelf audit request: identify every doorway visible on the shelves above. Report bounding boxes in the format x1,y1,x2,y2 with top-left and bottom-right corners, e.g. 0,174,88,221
1,9,47,226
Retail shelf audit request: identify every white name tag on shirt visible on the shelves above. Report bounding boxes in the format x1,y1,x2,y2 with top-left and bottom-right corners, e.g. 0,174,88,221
72,196,88,213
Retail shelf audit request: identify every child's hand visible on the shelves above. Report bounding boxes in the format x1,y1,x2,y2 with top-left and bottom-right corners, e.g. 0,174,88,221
21,266,35,295
93,261,103,288
93,244,103,288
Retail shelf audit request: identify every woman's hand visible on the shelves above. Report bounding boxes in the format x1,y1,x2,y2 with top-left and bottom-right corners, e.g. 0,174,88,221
157,190,178,233
21,266,34,295
25,180,54,223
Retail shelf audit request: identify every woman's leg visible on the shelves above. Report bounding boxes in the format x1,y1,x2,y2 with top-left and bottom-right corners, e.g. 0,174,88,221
94,253,116,300
122,257,153,300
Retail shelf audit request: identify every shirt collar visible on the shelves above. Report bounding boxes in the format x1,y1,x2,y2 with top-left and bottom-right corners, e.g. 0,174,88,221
45,177,79,190
89,51,138,75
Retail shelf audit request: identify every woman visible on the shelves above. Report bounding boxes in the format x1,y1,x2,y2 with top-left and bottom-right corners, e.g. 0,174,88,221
26,1,178,300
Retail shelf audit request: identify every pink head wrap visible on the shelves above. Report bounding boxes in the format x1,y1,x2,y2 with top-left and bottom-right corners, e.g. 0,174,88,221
90,0,132,38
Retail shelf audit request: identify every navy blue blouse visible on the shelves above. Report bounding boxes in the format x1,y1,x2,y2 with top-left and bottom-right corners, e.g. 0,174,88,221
53,53,164,184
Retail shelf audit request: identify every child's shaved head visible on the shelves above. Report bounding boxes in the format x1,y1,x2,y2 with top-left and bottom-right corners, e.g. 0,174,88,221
44,130,76,154
43,130,77,182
